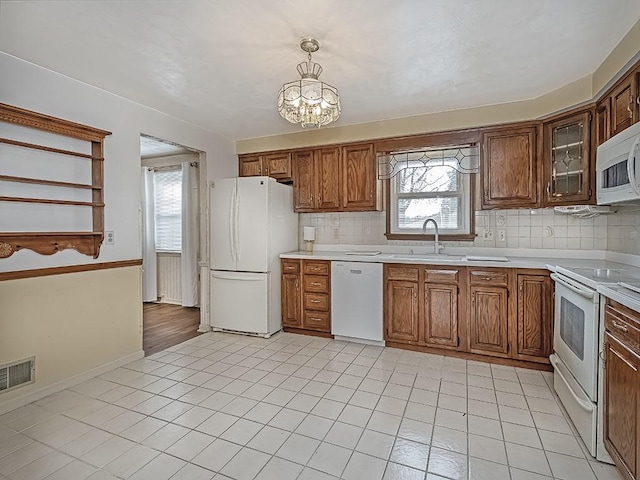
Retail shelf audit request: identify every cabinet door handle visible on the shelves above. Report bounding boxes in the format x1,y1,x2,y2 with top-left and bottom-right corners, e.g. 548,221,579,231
546,182,551,195
611,321,628,333
628,94,634,119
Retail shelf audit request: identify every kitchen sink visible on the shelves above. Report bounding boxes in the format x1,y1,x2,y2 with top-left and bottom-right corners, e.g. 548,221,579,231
390,254,463,262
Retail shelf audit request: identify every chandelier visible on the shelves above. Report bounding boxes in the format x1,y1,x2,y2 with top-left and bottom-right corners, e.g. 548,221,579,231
277,38,341,128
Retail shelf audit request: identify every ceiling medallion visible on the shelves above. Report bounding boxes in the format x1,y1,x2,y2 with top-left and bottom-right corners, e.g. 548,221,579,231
277,38,341,128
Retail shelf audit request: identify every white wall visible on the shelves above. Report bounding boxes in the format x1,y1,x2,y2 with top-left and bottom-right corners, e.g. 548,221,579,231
0,52,235,412
0,52,236,273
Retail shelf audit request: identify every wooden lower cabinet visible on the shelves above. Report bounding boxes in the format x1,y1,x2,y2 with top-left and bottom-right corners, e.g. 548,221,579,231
424,281,459,348
469,286,509,357
385,279,420,343
384,264,553,368
281,273,301,327
514,273,552,362
280,259,331,335
384,265,420,343
604,300,640,480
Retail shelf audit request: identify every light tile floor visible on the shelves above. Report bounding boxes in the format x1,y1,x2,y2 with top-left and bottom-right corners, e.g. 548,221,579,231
0,332,626,480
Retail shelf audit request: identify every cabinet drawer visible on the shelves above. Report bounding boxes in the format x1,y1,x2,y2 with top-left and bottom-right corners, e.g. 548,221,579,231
303,310,331,331
386,265,420,282
303,261,330,276
304,275,329,293
469,269,508,286
425,268,459,283
304,293,329,311
282,259,300,274
605,306,640,351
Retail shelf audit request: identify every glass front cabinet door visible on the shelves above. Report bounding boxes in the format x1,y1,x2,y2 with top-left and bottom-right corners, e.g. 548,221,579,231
543,110,592,205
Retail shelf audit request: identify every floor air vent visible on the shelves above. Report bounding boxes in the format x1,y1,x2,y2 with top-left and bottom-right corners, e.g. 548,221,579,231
0,358,35,393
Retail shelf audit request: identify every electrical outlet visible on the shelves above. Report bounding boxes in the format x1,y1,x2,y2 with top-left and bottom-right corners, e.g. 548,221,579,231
105,231,115,245
498,229,506,242
482,229,494,240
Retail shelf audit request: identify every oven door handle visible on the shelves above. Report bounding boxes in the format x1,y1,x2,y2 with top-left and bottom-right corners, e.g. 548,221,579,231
549,354,594,413
550,273,595,300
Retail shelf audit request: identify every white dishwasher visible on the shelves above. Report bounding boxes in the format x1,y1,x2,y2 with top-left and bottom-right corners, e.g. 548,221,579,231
331,261,384,344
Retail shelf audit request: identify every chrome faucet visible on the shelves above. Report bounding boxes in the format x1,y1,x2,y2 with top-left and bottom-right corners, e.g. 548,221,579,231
422,218,440,255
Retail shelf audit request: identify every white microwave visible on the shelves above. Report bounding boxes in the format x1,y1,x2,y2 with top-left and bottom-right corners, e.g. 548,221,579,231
596,120,640,205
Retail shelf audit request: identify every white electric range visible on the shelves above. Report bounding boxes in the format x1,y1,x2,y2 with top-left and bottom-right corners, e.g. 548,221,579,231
550,265,640,463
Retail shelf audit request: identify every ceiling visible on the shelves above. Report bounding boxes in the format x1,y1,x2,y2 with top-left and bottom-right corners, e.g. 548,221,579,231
1,1,640,142
140,135,193,159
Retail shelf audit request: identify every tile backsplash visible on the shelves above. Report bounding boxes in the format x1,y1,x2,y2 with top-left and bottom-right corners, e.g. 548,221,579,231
299,206,640,255
607,206,640,255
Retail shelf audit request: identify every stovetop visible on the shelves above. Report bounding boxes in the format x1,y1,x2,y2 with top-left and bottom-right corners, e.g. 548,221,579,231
555,266,640,289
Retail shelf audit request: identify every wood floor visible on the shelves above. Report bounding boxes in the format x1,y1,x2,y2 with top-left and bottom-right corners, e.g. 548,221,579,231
143,303,202,356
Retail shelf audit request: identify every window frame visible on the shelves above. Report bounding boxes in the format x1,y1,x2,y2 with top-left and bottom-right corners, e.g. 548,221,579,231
384,154,477,242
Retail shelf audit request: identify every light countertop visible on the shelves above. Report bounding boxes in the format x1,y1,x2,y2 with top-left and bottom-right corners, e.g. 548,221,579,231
280,249,633,272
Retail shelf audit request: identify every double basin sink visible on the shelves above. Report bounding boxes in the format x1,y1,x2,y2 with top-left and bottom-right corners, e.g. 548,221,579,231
388,254,509,263
390,253,463,262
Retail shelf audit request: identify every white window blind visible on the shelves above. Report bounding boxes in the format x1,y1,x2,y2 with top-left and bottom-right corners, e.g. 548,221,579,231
154,168,182,252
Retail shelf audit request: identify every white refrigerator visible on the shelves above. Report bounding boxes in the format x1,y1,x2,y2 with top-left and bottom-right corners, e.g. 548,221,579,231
210,176,298,337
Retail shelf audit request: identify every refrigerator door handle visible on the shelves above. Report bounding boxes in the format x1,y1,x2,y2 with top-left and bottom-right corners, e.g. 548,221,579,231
211,271,264,281
228,184,236,264
235,187,241,264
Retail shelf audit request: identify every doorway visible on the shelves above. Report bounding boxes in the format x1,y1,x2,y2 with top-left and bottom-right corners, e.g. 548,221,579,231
140,135,206,355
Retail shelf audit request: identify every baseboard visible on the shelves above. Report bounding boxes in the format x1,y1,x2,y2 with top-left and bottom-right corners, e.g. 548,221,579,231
0,350,145,416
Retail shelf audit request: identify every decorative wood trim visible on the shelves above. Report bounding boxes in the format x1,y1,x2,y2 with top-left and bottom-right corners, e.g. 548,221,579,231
0,259,142,281
0,103,111,259
385,341,552,371
0,103,111,142
0,232,104,259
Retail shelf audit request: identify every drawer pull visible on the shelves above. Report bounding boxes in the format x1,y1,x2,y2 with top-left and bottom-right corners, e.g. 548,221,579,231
310,317,321,321
311,282,322,286
310,299,321,303
612,321,629,333
482,277,491,281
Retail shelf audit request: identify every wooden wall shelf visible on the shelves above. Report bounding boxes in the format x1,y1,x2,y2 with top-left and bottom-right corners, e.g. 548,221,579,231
0,103,111,259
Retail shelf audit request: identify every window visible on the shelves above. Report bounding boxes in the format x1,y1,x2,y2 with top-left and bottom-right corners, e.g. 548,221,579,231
387,152,474,239
154,168,182,252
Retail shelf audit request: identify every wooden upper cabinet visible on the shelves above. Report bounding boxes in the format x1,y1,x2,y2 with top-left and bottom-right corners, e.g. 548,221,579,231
481,126,538,209
315,147,341,210
264,152,292,182
604,332,638,480
238,153,291,182
341,143,377,210
611,74,637,137
596,98,612,147
514,274,552,362
239,154,263,177
469,285,509,357
543,110,592,205
293,150,315,211
424,283,458,348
